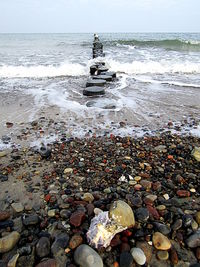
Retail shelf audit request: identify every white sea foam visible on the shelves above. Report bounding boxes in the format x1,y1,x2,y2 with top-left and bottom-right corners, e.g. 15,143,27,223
0,62,88,78
107,59,200,75
134,77,200,88
190,125,200,137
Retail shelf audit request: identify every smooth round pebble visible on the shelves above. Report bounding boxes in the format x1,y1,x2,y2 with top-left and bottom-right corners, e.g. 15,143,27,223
131,247,146,265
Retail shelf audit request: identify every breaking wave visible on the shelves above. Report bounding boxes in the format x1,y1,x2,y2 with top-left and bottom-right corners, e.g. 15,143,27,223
0,62,88,78
107,59,200,74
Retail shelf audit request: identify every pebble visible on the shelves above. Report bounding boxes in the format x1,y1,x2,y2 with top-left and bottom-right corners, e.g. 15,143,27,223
120,251,133,267
191,220,199,231
7,253,19,267
11,203,24,213
70,211,86,227
0,211,10,221
35,259,57,267
23,214,39,226
136,241,152,264
135,208,149,222
0,231,20,253
172,219,182,231
0,151,7,157
74,244,103,267
186,231,200,248
163,194,169,200
69,235,83,249
64,168,73,174
82,193,94,203
48,209,56,217
195,211,200,224
157,250,169,260
192,147,200,162
131,247,146,265
109,200,135,228
36,237,50,258
152,232,171,250
153,222,171,235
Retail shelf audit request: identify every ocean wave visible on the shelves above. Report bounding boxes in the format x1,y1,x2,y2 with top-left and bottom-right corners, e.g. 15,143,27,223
0,63,87,78
134,77,200,88
108,39,200,51
107,59,200,74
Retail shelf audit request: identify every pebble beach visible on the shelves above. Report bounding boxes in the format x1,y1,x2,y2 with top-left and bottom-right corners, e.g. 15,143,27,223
0,33,200,267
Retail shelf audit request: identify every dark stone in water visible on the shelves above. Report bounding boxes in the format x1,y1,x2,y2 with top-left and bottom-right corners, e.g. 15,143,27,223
83,87,105,97
93,75,113,81
101,71,117,78
97,66,109,74
86,79,106,87
90,65,97,75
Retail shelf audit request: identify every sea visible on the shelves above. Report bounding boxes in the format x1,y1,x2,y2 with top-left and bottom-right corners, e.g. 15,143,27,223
0,33,200,145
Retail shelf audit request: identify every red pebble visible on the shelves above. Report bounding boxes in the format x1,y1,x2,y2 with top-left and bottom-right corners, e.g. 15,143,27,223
147,205,160,220
123,230,132,237
110,234,121,247
44,194,51,202
70,211,86,227
176,190,190,197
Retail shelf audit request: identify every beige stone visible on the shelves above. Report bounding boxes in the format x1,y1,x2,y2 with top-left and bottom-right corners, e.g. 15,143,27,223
0,231,20,253
153,232,171,251
109,200,135,228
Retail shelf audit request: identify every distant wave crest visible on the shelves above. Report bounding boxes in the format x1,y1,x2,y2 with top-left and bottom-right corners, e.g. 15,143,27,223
109,39,200,51
0,62,87,78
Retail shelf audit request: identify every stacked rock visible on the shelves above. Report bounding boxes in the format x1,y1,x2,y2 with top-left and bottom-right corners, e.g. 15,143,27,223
83,34,117,97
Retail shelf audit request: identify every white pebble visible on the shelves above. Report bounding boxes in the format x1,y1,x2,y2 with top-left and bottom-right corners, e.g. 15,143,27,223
131,247,146,265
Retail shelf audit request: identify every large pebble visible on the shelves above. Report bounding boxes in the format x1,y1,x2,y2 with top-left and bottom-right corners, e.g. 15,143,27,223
120,251,133,267
35,259,57,267
195,211,200,224
109,200,135,228
74,244,103,267
70,211,86,227
23,215,39,226
7,253,19,267
152,232,171,250
0,211,10,221
192,147,200,162
11,203,24,213
36,237,50,258
0,231,20,253
131,247,146,265
186,231,200,248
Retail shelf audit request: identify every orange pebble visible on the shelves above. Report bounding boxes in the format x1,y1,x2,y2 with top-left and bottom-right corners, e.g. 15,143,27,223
113,262,119,267
167,155,173,160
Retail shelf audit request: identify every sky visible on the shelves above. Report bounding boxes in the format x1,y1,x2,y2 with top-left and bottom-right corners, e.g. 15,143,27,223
0,0,199,33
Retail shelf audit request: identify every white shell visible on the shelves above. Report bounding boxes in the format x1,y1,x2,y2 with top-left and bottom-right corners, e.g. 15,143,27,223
87,211,127,248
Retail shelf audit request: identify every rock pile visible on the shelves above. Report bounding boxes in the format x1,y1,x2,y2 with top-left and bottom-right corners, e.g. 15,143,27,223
83,34,117,97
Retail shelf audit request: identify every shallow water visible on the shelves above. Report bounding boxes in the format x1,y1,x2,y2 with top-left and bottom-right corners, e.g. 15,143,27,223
0,33,200,142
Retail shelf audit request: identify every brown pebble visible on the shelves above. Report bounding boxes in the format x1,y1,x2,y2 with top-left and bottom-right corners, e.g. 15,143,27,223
176,190,190,197
69,235,83,249
120,242,130,252
35,259,57,267
170,247,179,265
196,247,200,260
0,211,10,221
69,211,86,227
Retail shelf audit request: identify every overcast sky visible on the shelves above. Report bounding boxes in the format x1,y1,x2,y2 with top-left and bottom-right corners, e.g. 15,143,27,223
0,0,199,33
